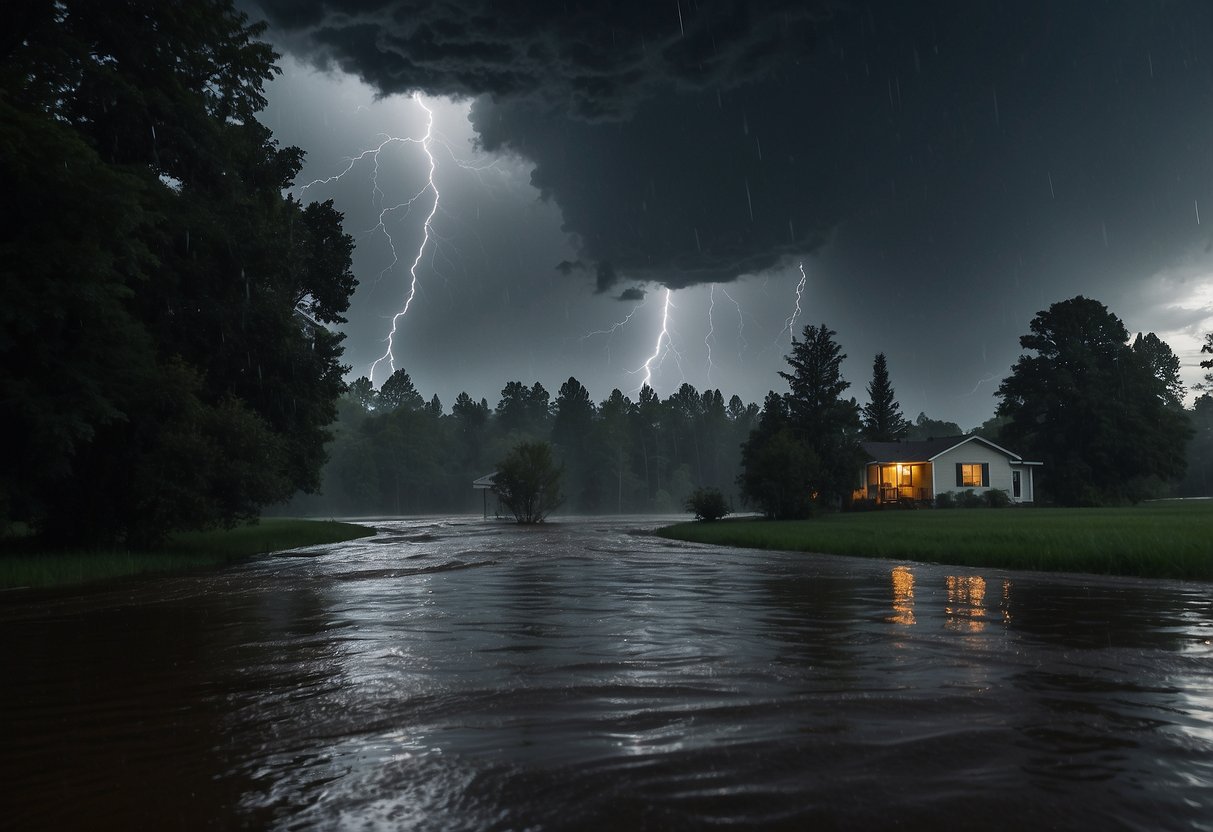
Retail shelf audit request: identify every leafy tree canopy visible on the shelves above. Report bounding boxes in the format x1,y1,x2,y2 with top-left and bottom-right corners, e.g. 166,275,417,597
996,296,1191,505
0,0,356,544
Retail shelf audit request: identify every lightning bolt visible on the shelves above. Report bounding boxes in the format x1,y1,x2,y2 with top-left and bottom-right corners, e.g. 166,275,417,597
961,375,998,396
366,94,439,385
783,261,807,342
296,94,453,387
720,287,747,357
581,297,647,365
630,288,683,392
299,132,420,294
704,284,717,381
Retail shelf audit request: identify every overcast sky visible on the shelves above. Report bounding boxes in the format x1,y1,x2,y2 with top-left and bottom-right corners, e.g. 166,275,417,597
247,0,1213,429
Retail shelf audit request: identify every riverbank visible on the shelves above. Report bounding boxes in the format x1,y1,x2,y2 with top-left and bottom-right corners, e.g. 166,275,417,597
0,518,376,589
658,500,1213,581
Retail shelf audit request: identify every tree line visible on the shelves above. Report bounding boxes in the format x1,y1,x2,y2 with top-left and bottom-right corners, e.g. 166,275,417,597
287,296,1212,519
285,372,763,516
1,2,357,546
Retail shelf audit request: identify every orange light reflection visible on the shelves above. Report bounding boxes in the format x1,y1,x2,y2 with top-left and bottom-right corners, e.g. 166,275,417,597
890,566,915,626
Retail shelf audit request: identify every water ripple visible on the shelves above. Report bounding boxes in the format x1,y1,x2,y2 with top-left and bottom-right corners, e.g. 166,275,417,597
1,516,1211,829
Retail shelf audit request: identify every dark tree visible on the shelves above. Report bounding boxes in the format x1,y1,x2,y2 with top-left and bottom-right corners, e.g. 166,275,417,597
972,414,1010,441
348,377,378,411
1177,394,1213,497
1199,332,1213,391
1,0,357,544
495,442,565,524
684,487,730,522
777,324,863,507
379,369,424,412
1176,331,1213,497
997,296,1191,505
453,392,490,430
1132,332,1185,409
496,381,552,438
595,388,640,513
552,376,595,449
739,391,816,518
906,412,964,441
552,376,596,508
861,353,909,441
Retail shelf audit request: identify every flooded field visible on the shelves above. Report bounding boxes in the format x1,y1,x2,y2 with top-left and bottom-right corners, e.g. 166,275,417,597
2,517,1211,830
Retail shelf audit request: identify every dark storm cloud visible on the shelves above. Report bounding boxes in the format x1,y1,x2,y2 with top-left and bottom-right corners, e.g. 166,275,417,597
555,259,585,276
252,0,1213,303
594,260,617,293
247,0,836,287
250,0,827,119
616,287,646,302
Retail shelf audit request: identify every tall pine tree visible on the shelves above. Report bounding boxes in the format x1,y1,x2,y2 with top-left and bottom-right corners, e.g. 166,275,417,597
749,323,863,510
861,353,909,441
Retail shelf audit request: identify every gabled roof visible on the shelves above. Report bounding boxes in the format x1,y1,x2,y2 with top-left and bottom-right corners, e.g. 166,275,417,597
861,435,1024,463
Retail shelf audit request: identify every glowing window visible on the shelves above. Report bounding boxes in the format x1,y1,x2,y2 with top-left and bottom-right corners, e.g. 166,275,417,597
960,464,983,487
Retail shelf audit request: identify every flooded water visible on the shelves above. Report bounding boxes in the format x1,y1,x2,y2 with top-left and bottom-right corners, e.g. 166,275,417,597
2,517,1211,830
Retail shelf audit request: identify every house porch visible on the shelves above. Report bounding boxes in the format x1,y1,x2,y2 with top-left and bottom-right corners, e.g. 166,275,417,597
858,462,934,504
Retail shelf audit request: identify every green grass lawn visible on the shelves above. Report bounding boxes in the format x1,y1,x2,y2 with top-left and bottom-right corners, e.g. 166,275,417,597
0,518,376,590
658,501,1213,581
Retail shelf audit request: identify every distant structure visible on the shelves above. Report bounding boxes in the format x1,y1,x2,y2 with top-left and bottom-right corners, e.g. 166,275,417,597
472,472,498,518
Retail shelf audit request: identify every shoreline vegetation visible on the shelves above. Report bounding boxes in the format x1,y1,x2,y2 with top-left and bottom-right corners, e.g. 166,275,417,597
657,500,1213,581
0,519,376,590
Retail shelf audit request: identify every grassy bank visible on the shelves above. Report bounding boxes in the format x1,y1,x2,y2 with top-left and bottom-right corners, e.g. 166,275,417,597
658,501,1213,581
0,518,376,590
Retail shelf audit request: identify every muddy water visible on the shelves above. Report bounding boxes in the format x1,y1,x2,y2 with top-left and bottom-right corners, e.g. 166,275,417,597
2,517,1211,830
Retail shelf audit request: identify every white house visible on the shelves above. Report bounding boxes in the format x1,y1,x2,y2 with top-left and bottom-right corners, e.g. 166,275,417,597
856,435,1042,505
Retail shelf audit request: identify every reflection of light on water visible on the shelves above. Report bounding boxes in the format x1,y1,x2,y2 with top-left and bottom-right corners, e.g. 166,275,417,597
889,566,915,626
945,575,987,632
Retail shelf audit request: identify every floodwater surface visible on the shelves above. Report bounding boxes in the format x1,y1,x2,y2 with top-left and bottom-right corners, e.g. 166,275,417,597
2,517,1211,830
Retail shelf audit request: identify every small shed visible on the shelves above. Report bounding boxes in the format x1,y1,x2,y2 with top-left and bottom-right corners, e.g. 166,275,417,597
472,472,498,518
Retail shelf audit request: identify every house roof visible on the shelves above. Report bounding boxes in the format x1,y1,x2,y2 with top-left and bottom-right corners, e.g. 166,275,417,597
861,435,1024,463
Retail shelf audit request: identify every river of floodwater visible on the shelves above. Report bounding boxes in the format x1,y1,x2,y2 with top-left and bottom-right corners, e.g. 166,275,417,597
2,517,1211,830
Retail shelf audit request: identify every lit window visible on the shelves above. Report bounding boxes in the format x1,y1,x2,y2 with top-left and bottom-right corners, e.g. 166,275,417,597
960,464,983,487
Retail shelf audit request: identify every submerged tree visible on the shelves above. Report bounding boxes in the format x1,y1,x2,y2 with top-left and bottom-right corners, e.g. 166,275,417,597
861,353,909,441
997,296,1191,505
683,487,730,522
494,442,565,524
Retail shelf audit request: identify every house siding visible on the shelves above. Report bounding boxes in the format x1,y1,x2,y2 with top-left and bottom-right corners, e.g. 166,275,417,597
932,441,1016,499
